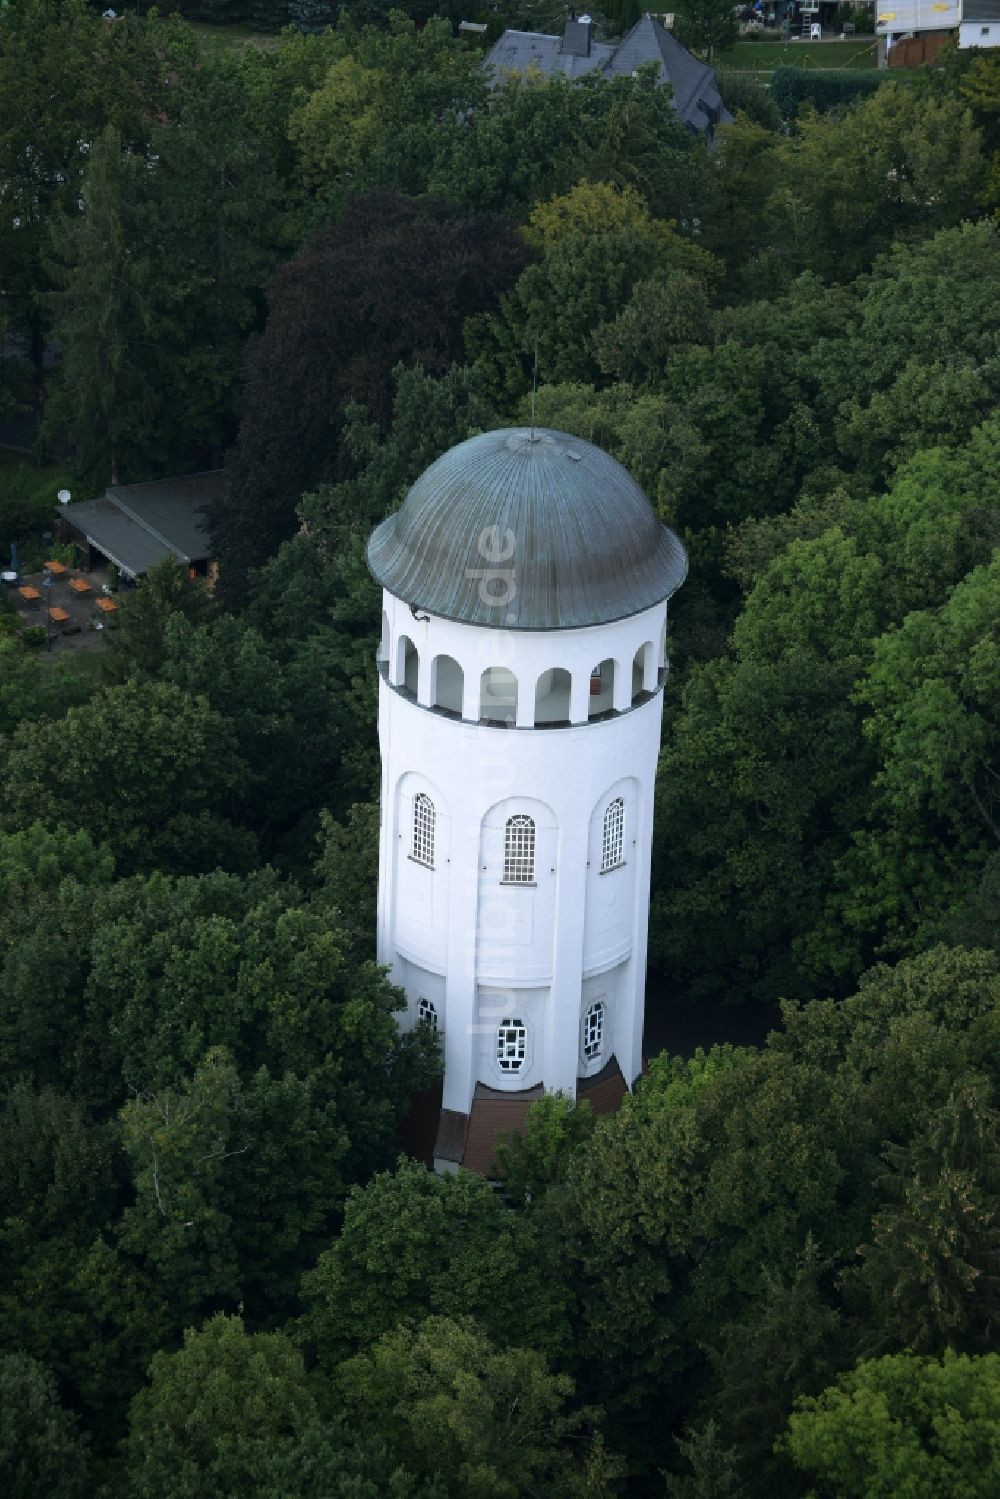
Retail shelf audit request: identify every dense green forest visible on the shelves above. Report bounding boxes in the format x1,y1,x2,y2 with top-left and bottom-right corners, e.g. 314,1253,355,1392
3,1,1000,1494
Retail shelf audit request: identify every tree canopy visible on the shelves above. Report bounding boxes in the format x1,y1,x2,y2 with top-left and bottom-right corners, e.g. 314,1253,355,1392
4,8,1000,1495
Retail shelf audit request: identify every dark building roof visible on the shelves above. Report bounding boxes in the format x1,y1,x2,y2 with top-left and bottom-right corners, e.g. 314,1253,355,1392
367,427,687,632
610,14,729,130
487,24,613,80
963,0,1000,18
484,13,731,136
60,471,223,579
57,495,178,579
561,16,596,57
106,472,224,561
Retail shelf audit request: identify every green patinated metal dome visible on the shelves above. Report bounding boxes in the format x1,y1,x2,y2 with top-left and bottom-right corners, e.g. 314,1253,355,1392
366,427,687,631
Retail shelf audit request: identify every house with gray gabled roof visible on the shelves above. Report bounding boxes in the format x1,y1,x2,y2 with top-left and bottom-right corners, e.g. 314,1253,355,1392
56,471,224,583
961,0,1000,43
485,12,732,138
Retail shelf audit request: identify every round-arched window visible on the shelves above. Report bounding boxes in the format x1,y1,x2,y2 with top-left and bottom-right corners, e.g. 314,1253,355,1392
503,815,535,884
601,797,625,872
412,792,435,868
497,1017,527,1072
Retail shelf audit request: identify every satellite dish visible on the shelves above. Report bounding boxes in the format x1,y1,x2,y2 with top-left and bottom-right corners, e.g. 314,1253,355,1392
57,489,71,505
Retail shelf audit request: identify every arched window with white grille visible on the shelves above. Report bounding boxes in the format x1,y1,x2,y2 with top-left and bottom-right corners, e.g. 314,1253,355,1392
601,797,625,872
497,1017,527,1072
503,815,535,884
412,792,435,868
417,996,438,1030
582,1001,605,1062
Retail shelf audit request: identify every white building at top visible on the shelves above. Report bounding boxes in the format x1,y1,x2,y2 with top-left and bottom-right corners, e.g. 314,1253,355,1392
366,427,687,1173
877,0,1000,53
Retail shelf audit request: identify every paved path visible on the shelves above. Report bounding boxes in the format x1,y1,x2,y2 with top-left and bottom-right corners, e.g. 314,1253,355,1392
5,566,114,652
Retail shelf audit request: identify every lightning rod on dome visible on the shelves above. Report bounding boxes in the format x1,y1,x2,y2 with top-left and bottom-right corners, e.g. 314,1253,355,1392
530,334,539,441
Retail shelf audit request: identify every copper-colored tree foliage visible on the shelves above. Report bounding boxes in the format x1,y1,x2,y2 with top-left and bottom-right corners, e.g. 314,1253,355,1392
211,190,529,601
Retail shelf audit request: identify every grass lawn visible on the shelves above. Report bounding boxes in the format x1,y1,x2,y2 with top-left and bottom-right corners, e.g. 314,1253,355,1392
716,38,877,70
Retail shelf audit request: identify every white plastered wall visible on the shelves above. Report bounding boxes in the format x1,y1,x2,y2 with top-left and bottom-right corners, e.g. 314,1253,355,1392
377,590,667,1115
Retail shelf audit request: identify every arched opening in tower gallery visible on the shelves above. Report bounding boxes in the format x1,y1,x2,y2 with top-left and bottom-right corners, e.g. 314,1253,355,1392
393,633,418,696
632,641,657,703
430,654,463,716
588,657,617,719
534,666,572,727
380,630,666,728
480,665,517,724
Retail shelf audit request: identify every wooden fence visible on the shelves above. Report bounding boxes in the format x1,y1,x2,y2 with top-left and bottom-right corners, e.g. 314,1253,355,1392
888,30,951,67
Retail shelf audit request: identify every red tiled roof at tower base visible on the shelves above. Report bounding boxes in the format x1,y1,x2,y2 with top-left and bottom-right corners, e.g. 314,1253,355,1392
460,1086,540,1178
577,1056,628,1116
436,1060,629,1176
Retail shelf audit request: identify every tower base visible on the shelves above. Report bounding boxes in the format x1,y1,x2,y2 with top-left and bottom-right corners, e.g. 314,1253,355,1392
431,1057,629,1178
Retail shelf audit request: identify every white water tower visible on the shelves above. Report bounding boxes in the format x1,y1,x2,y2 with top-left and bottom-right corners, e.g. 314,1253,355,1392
367,428,686,1173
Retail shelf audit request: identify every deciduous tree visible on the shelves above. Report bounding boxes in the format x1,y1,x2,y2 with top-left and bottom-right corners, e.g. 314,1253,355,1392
300,1158,569,1372
123,1315,318,1499
106,557,216,680
845,552,1000,957
671,0,738,60
768,86,986,283
784,1350,1000,1497
1,679,252,875
337,1315,609,1499
212,191,526,599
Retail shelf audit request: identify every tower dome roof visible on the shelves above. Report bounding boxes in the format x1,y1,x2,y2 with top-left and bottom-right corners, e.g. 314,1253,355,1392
367,427,686,631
